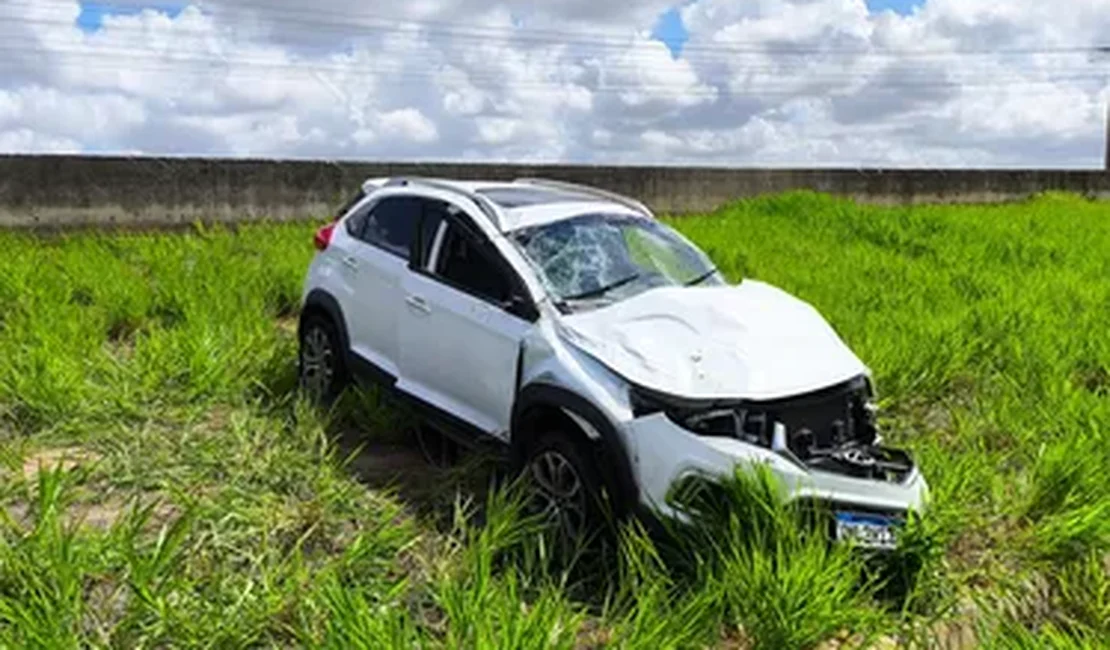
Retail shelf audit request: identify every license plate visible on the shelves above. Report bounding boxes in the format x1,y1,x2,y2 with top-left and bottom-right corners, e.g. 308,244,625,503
834,512,901,550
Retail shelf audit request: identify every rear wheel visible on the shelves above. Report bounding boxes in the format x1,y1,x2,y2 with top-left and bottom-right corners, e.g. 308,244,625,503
298,314,347,404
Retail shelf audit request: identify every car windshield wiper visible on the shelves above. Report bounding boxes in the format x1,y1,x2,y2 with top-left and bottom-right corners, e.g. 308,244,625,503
560,273,641,302
685,269,718,286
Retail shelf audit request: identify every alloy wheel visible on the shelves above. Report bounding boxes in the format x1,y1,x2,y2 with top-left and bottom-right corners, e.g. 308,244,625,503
300,325,335,400
529,450,588,540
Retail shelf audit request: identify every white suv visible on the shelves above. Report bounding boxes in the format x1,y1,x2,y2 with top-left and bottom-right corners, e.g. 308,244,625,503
298,177,929,548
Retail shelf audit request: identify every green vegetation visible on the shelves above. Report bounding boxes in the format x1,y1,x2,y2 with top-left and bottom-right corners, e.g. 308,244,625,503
1,192,1107,648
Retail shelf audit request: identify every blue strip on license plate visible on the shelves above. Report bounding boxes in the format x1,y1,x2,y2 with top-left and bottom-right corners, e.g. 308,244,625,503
834,512,902,550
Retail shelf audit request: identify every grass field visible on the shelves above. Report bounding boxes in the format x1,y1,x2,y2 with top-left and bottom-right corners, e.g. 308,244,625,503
0,191,1107,648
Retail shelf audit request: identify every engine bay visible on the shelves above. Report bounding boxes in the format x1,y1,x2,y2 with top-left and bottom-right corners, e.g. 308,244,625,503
631,375,917,484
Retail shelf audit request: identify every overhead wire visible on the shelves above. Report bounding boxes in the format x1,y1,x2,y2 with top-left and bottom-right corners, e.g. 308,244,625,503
1,1,1102,164
0,33,1102,80
1,12,1105,101
2,17,1101,87
3,5,1108,88
0,5,1105,109
0,41,1105,99
9,0,1110,59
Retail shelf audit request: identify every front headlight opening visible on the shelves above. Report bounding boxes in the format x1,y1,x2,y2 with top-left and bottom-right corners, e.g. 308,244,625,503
676,408,770,446
629,386,771,445
682,408,740,437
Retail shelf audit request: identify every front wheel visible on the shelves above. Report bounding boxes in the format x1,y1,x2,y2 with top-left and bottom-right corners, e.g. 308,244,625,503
525,432,613,543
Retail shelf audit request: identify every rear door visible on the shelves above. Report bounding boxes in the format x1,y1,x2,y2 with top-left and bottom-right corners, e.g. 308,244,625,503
397,199,537,438
341,195,422,379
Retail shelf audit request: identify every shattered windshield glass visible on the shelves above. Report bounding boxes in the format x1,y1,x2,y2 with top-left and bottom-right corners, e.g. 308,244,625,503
511,213,721,309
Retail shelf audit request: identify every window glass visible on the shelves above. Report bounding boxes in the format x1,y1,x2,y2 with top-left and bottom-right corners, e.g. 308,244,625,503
436,225,511,304
362,197,421,259
345,199,374,239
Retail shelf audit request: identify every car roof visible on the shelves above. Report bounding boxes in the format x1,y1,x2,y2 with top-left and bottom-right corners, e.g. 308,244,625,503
361,177,653,233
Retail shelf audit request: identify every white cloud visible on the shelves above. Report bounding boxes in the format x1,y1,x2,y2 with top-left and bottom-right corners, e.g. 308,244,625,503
0,0,1108,167
380,108,438,143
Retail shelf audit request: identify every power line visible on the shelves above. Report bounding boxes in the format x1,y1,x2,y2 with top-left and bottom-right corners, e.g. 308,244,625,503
135,0,1110,57
0,20,1101,84
0,45,1103,101
9,0,1110,59
3,8,1107,93
0,38,1101,84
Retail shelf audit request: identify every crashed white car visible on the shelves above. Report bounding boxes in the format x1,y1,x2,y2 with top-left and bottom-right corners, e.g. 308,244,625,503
298,177,929,549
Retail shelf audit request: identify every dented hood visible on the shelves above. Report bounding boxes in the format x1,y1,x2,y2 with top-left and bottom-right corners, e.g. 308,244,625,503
557,280,869,401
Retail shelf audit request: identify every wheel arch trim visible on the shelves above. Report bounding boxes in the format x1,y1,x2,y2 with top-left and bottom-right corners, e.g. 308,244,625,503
299,289,350,353
512,383,639,514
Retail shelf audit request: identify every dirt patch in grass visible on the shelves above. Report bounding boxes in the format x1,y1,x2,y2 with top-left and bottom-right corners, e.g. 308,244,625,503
7,491,178,533
341,441,454,515
14,447,181,532
105,315,143,344
575,619,613,649
812,630,899,650
81,576,130,644
345,444,433,483
717,627,753,649
1074,363,1110,396
276,316,298,336
22,446,102,481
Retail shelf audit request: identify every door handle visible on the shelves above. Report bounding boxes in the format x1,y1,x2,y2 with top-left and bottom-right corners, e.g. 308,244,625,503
405,295,431,314
342,256,359,271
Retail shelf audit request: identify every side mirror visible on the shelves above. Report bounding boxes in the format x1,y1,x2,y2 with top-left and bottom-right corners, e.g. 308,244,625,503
502,293,538,321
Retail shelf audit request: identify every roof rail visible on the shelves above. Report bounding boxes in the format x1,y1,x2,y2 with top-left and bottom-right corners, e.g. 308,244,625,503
513,178,652,217
360,177,392,192
383,176,501,224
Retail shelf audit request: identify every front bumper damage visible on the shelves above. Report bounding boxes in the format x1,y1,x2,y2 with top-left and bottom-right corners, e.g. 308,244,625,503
626,409,929,549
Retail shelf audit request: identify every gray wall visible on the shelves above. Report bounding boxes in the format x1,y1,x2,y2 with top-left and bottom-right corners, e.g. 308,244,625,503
3,154,1110,229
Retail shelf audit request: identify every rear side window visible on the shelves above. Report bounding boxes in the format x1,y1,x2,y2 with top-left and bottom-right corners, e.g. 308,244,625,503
360,197,422,259
345,199,374,238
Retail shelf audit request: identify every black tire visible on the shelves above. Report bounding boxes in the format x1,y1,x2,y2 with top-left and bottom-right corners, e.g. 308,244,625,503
298,313,348,404
524,430,616,543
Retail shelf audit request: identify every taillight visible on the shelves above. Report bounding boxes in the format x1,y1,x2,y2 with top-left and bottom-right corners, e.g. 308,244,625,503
314,223,336,251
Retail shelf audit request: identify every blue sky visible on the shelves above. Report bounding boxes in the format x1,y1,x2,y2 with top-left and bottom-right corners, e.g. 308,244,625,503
76,2,183,32
651,8,689,57
652,0,923,57
865,0,924,15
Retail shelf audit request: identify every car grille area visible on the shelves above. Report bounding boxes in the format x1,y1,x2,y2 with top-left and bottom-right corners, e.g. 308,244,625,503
743,378,916,484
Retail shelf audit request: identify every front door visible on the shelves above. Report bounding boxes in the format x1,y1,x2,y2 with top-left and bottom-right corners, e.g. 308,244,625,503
397,204,533,438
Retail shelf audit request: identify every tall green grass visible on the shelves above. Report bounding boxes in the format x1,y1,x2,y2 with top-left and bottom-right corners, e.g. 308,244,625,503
0,192,1107,647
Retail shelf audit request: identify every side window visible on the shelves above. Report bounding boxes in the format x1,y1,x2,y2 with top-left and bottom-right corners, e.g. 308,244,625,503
435,225,512,304
344,199,374,239
360,197,421,259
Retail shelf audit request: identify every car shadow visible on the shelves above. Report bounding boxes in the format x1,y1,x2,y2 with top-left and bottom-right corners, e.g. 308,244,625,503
330,421,505,532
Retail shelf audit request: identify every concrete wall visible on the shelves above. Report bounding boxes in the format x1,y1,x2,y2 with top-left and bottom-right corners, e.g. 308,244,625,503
3,154,1110,229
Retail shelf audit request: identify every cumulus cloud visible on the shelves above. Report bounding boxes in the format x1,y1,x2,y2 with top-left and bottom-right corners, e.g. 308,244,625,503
0,0,1108,166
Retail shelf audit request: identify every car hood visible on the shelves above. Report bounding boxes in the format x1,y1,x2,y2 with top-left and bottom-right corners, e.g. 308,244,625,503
557,280,869,401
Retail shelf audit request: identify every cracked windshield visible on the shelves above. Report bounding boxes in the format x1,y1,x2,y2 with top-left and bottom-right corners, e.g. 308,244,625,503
512,213,720,307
